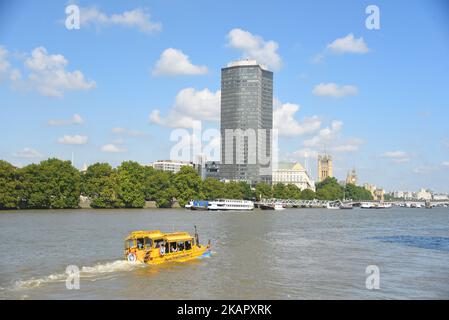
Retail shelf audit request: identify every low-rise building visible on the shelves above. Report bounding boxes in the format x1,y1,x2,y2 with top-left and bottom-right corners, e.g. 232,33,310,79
273,162,315,191
203,161,220,180
364,183,385,201
149,160,194,173
417,188,432,200
433,193,449,201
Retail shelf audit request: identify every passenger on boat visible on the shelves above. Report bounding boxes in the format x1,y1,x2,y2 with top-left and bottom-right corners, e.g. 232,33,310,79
171,243,178,252
185,241,192,250
159,244,166,255
137,238,144,249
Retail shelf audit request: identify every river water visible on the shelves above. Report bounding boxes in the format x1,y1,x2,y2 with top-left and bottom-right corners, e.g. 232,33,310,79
1,207,448,300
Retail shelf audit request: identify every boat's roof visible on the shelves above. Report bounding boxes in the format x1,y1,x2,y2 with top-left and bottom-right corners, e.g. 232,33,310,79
164,232,194,242
125,230,164,240
125,230,193,242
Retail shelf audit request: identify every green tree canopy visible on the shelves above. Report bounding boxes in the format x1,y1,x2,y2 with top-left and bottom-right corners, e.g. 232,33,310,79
300,188,316,200
255,182,272,200
116,161,146,208
18,158,81,209
202,177,225,200
345,183,373,201
315,177,344,200
0,160,19,209
173,166,204,207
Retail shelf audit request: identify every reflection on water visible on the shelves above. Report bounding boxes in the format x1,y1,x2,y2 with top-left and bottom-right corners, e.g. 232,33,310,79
0,208,448,299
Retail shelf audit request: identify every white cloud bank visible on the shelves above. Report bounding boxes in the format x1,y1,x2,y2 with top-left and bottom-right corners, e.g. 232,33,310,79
152,48,208,76
150,88,220,128
327,33,369,54
80,7,161,34
112,127,146,137
382,151,411,163
313,83,358,98
227,28,282,70
273,100,321,136
101,144,126,153
24,47,96,97
293,121,364,157
1,46,96,97
13,148,43,158
48,114,84,126
57,135,88,145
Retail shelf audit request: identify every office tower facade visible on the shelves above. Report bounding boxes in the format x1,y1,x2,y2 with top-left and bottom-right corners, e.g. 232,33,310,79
317,154,333,182
220,60,273,185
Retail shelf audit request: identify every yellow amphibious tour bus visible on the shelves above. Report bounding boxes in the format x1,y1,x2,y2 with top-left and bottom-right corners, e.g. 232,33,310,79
124,226,211,265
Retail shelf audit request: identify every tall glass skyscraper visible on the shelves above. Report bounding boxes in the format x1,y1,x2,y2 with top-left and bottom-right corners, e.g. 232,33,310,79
220,60,273,185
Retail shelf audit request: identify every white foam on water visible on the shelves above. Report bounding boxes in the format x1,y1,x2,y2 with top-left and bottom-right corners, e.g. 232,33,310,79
13,260,144,290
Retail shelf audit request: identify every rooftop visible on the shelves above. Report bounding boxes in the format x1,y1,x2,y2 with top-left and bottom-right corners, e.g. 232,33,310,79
226,59,268,70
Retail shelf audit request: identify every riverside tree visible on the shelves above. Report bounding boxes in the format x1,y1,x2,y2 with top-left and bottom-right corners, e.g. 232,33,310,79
0,160,19,209
18,158,81,209
81,163,121,208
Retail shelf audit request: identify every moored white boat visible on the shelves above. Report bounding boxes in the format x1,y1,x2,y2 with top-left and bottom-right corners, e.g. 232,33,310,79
361,203,373,209
274,204,285,211
326,203,341,210
208,199,254,211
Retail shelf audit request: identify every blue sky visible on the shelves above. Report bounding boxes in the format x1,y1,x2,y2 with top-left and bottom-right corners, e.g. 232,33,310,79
0,0,449,192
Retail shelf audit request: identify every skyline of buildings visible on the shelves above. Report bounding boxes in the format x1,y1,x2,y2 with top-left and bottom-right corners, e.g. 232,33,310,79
1,2,448,194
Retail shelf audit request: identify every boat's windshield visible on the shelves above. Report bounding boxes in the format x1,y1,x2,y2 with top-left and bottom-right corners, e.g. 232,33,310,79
144,237,152,249
125,239,135,249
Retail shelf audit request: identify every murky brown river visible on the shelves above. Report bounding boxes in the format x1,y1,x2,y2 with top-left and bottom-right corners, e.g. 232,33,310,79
1,208,448,299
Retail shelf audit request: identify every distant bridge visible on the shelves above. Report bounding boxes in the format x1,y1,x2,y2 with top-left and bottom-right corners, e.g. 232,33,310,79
256,199,449,208
256,199,343,208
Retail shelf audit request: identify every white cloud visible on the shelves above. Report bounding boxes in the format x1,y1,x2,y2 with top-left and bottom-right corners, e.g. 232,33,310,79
299,121,362,154
0,46,20,84
413,165,439,174
57,135,88,145
313,83,358,98
331,138,364,153
273,100,321,136
291,148,319,159
20,47,96,97
13,148,43,158
442,161,449,168
152,48,208,76
382,151,411,163
327,33,369,54
227,28,282,70
112,127,146,137
311,53,325,64
150,88,221,128
101,143,126,153
303,121,343,148
0,46,10,74
48,114,84,126
80,7,161,34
